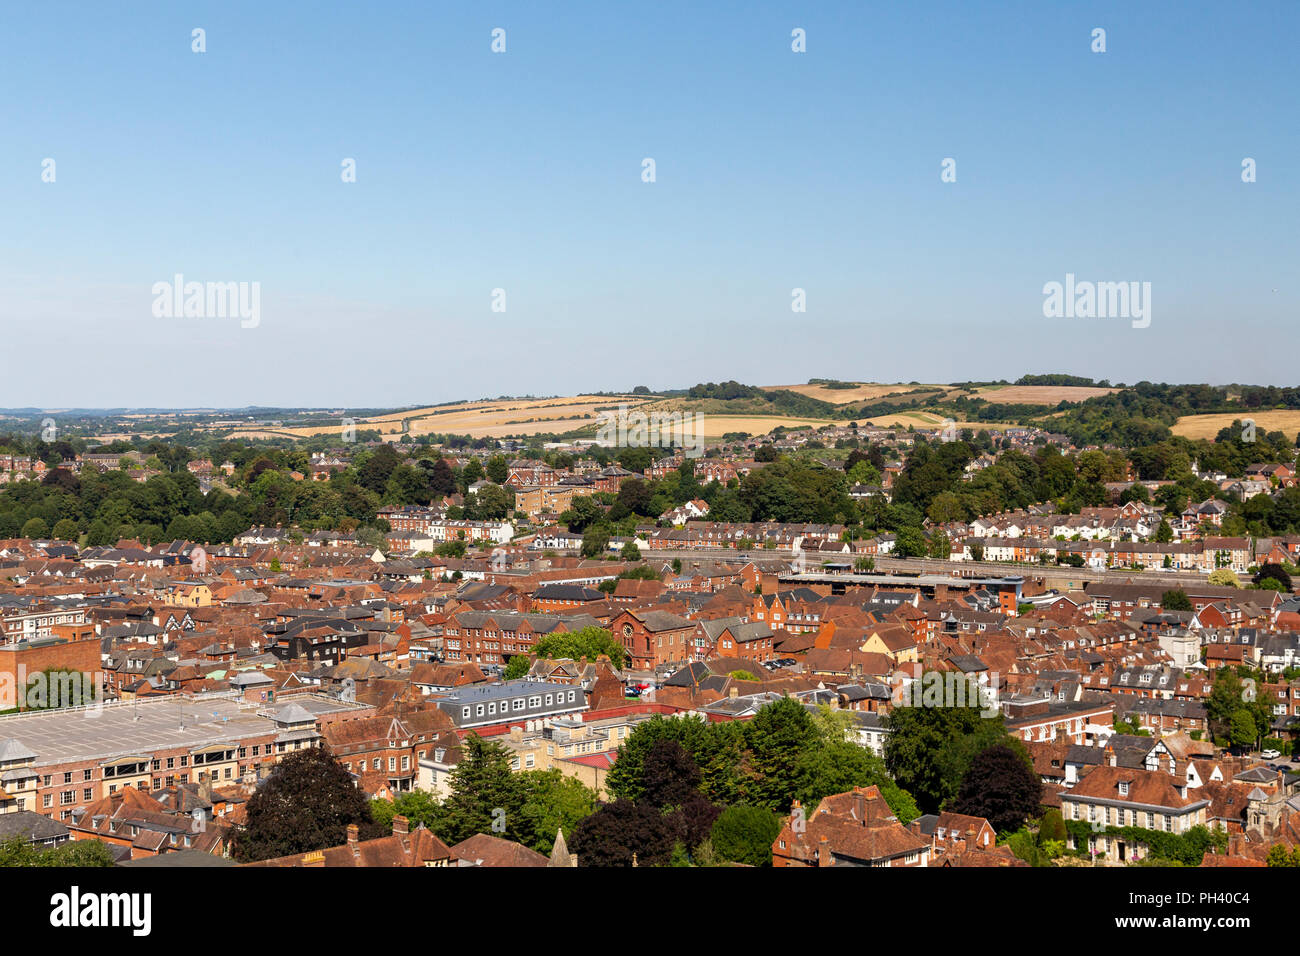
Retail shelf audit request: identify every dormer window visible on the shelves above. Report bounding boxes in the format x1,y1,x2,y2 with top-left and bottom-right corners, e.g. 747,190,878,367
1118,780,1130,796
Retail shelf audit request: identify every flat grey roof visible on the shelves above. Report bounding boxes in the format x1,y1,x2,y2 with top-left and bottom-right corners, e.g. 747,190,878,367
0,693,365,767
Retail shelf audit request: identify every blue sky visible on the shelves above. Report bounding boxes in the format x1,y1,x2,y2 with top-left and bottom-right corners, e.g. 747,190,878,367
2,0,1297,407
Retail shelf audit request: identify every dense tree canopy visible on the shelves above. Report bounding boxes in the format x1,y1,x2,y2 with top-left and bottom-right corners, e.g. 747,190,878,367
949,744,1043,832
234,746,382,862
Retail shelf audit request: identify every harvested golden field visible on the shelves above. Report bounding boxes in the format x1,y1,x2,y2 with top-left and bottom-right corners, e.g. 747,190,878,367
1172,411,1300,440
216,429,315,440
217,407,836,441
860,411,1019,430
687,415,838,439
975,385,1117,404
87,432,178,441
212,396,656,440
765,382,947,405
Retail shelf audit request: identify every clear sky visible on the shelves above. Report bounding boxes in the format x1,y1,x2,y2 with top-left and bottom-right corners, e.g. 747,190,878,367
2,0,1297,407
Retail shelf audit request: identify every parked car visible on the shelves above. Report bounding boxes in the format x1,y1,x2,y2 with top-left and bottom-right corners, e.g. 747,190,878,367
1262,748,1281,760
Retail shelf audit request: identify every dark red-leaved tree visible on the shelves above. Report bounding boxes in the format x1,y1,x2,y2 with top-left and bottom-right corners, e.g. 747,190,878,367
569,799,675,867
234,746,382,862
948,744,1042,834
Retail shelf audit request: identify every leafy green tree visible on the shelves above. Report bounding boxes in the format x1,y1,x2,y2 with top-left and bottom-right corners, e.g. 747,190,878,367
20,517,48,539
0,835,115,867
1255,563,1293,591
1004,826,1052,867
580,526,610,558
459,457,485,488
466,483,513,520
1160,589,1192,611
607,715,746,807
357,445,402,493
893,526,928,558
928,531,951,560
562,496,604,533
485,455,509,484
1229,709,1258,749
1266,844,1300,867
533,626,626,668
710,805,782,866
371,789,443,832
503,655,531,680
437,734,526,845
428,458,456,497
234,746,382,862
516,770,598,854
744,697,819,811
885,705,1021,814
927,491,965,524
1038,807,1067,845
436,540,466,558
616,478,654,517
794,741,919,823
1205,669,1269,745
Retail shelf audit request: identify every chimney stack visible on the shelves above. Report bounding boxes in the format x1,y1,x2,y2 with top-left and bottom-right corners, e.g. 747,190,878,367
346,823,359,857
392,815,409,836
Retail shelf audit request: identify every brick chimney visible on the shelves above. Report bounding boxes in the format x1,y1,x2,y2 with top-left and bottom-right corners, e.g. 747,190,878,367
392,815,409,836
854,788,865,824
817,835,832,867
347,823,359,859
302,851,325,867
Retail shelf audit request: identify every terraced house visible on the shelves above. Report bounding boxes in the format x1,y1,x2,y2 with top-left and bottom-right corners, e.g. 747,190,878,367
442,610,602,666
